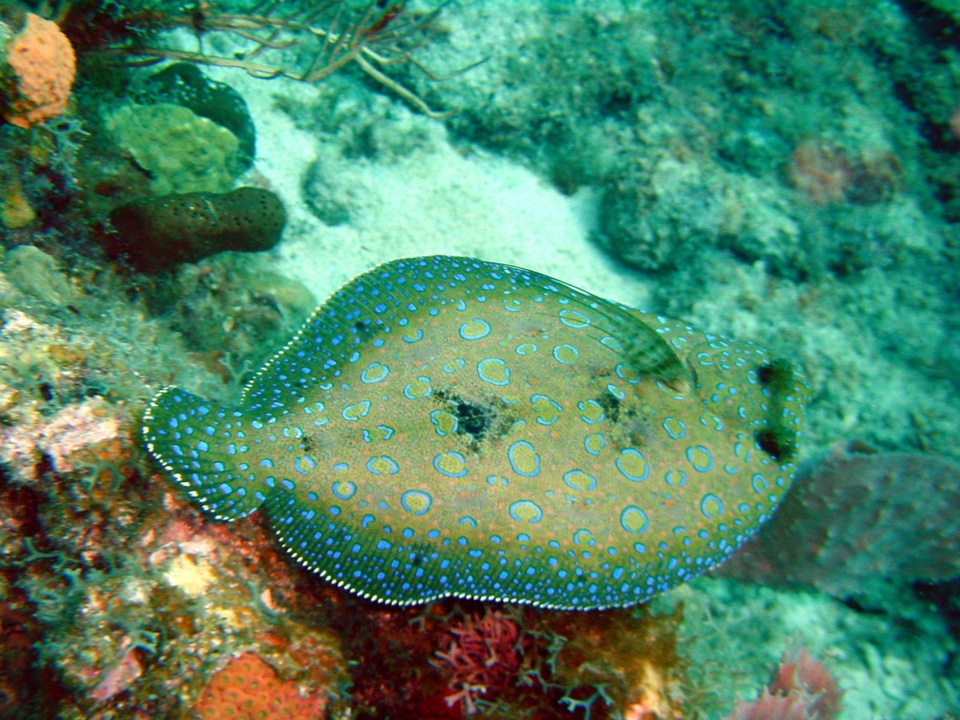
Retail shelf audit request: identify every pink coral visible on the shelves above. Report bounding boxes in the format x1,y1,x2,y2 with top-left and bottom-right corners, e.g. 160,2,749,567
3,13,76,128
432,608,524,714
725,649,843,720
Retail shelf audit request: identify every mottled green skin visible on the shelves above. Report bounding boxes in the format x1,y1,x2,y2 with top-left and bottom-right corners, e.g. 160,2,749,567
143,256,810,610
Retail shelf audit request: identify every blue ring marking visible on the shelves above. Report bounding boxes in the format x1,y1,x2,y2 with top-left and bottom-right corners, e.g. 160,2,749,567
605,384,625,400
403,329,424,343
507,440,541,477
342,401,371,421
662,417,686,440
429,409,458,437
558,308,591,328
687,445,714,472
751,473,769,493
583,433,606,456
443,358,466,374
477,357,510,386
664,470,687,487
616,448,650,482
366,455,400,475
563,470,597,492
515,342,537,355
433,451,468,477
552,344,580,364
459,318,492,340
508,500,543,523
332,480,357,500
459,516,478,528
293,455,317,475
400,490,432,516
700,493,724,518
573,529,595,546
530,394,563,425
615,363,640,383
403,376,433,399
360,362,390,384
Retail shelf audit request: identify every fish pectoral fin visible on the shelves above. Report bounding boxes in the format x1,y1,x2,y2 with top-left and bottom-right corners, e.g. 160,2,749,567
617,308,692,389
142,386,269,521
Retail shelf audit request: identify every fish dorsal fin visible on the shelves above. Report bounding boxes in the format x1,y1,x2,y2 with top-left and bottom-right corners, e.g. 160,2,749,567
242,256,693,417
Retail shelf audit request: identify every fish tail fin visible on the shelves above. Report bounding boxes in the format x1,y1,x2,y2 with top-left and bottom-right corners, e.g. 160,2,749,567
142,386,269,521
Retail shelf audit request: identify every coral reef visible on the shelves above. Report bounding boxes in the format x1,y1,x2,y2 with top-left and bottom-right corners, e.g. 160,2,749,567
716,443,960,597
0,11,75,129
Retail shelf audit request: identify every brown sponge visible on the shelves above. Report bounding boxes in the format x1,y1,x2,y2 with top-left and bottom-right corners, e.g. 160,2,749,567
108,187,286,272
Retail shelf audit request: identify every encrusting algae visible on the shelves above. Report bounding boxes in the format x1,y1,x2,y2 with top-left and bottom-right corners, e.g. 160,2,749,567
143,255,811,611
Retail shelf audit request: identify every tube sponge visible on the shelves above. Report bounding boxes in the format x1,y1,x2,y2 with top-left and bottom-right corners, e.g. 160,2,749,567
107,187,286,272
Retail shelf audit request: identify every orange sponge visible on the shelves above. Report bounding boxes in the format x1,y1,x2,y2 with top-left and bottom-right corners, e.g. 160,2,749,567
3,13,76,129
193,653,327,720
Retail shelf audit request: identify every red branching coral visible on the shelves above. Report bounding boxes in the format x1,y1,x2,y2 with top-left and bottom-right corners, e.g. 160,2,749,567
432,608,524,714
724,649,844,720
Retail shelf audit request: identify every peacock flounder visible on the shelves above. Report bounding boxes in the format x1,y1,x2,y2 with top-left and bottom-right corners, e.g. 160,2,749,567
143,256,811,610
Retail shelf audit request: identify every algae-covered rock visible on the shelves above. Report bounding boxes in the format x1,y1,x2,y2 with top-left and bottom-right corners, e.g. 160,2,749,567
139,62,256,172
107,103,242,195
108,187,286,272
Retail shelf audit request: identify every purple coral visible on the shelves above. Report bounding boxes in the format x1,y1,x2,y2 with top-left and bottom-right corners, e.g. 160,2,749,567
717,443,960,596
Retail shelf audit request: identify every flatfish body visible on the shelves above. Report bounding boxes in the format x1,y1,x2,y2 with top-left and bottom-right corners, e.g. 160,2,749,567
143,256,810,610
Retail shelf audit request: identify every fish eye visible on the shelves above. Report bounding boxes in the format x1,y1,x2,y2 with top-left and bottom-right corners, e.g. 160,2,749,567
757,359,791,386
754,427,794,461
